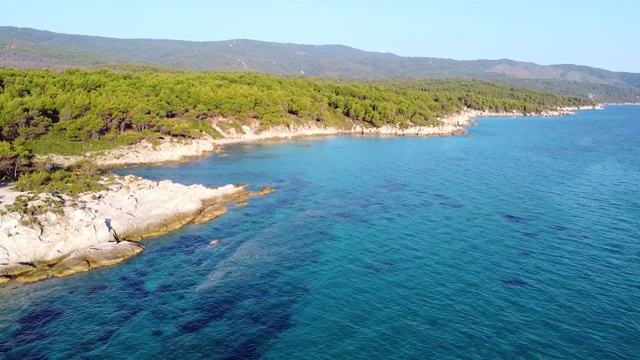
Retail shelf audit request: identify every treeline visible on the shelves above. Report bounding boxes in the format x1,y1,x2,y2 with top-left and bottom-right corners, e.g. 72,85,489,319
338,78,593,113
497,78,640,104
0,67,592,181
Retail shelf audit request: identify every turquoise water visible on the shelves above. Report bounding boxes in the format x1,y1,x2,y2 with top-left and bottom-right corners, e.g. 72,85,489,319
1,106,640,359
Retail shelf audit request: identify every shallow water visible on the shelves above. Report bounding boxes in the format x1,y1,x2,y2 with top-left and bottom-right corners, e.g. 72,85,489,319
1,106,639,359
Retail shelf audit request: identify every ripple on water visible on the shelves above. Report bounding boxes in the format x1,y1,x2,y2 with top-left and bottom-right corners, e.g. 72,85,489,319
84,283,108,296
501,279,528,287
505,214,530,224
2,108,640,359
439,202,465,209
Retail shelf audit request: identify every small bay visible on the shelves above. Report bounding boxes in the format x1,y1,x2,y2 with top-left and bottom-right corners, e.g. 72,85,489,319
1,106,639,359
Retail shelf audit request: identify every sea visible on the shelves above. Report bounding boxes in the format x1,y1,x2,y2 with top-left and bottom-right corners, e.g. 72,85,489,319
1,106,639,359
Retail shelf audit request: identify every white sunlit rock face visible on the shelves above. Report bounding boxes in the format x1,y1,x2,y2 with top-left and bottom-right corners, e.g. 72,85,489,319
0,176,245,284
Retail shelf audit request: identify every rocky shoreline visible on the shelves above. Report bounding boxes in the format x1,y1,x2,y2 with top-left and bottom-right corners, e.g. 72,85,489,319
40,106,602,167
0,105,599,287
212,110,473,143
212,105,602,143
0,176,274,286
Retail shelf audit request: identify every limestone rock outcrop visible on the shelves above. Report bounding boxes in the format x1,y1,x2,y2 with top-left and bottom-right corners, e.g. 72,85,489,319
0,176,252,285
211,106,597,143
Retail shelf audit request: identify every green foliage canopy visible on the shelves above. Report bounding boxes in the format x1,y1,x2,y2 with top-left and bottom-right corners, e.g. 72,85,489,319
0,67,592,183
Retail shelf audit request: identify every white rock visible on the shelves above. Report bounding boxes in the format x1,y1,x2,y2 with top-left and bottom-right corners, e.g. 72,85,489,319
0,176,243,271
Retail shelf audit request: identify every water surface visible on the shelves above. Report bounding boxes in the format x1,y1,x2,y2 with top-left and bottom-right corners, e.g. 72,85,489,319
1,106,639,359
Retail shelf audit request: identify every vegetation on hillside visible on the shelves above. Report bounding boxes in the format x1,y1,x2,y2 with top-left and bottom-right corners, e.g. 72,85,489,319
3,27,640,103
345,78,592,113
494,78,640,103
0,67,592,189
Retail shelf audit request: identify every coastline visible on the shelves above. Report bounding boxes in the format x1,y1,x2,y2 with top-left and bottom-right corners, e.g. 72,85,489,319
0,176,274,287
211,105,602,145
0,105,600,287
43,136,225,168
40,105,603,167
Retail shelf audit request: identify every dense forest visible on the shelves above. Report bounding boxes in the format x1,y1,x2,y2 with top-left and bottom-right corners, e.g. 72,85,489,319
0,67,592,183
488,78,640,104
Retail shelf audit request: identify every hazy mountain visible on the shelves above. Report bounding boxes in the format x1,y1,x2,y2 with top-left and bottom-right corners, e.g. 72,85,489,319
2,26,639,102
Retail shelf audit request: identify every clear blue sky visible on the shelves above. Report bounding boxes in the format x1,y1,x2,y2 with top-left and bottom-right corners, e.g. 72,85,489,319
5,0,639,72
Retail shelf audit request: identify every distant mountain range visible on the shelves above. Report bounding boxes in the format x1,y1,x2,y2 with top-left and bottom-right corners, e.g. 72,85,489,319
2,26,639,102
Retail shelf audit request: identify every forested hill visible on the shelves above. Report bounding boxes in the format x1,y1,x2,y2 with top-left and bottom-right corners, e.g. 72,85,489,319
0,68,592,180
2,26,640,104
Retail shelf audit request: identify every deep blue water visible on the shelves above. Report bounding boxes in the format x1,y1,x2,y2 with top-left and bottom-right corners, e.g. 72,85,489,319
1,106,640,359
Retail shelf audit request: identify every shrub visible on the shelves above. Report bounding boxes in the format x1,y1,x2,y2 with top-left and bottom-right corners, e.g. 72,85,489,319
15,160,106,197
